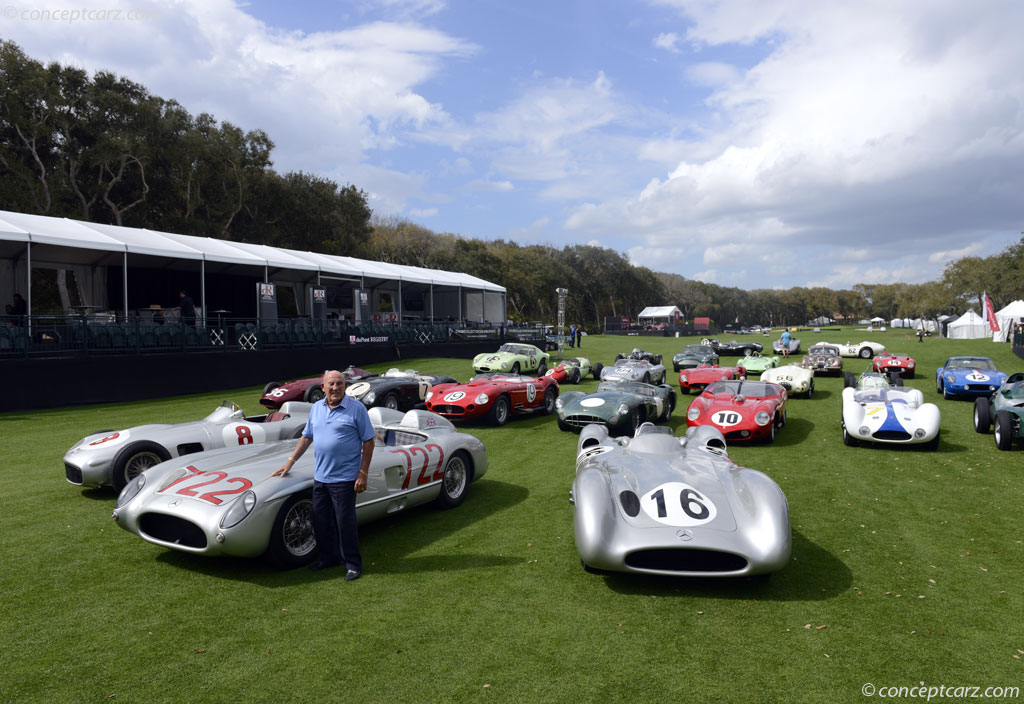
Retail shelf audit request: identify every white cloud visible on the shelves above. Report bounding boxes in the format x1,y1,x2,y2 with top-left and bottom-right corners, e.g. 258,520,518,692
653,32,681,53
463,179,515,192
685,61,739,87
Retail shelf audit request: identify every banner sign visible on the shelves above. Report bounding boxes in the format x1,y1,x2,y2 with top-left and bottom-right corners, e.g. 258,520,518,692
984,292,1000,332
257,282,278,322
310,287,327,321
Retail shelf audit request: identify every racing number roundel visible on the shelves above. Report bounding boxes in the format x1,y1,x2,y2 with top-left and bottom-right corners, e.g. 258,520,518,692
444,391,466,402
640,482,717,527
222,423,266,447
711,410,742,427
966,371,990,382
347,382,370,397
526,384,536,403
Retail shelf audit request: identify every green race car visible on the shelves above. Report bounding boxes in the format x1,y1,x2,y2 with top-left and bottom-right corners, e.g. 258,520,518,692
738,353,780,374
473,343,550,376
672,344,719,372
973,372,1024,450
555,380,676,436
545,357,603,384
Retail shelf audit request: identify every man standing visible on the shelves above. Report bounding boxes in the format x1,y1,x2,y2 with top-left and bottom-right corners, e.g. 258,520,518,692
271,369,375,580
779,328,791,357
172,290,196,326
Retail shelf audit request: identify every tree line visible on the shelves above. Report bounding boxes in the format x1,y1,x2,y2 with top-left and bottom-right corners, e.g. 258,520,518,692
3,40,1023,327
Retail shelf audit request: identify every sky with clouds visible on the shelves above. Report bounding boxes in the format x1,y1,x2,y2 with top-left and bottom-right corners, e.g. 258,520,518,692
4,0,1023,290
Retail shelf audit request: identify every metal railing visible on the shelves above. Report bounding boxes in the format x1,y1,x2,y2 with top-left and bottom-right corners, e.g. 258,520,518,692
0,315,477,359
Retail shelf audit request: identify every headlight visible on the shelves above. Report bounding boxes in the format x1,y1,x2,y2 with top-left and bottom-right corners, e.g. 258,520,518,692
115,473,146,508
616,403,630,416
859,425,870,436
687,407,700,421
946,374,954,384
425,391,433,400
221,490,257,528
908,361,915,368
555,397,564,409
365,392,376,403
754,411,771,426
914,428,926,439
474,393,489,404
679,374,687,383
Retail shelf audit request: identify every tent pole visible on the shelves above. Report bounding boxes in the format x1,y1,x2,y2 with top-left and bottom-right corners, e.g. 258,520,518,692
200,260,206,324
123,252,128,320
26,241,31,337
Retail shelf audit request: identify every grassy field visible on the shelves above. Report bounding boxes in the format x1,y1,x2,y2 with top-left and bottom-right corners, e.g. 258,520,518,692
2,328,1023,703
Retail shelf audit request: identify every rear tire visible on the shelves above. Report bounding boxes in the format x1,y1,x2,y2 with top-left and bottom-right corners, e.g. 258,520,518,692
974,397,992,433
569,367,581,384
592,362,603,379
859,347,872,359
265,493,317,569
304,385,325,403
995,410,1015,450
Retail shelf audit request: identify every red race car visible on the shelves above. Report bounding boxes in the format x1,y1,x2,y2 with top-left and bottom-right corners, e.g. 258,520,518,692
259,365,376,408
685,379,788,443
544,357,603,384
872,352,917,379
677,364,746,395
425,373,559,426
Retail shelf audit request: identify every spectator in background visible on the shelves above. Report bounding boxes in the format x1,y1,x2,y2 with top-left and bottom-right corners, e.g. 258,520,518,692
568,323,576,348
10,293,27,325
170,290,196,326
576,323,584,348
779,329,791,357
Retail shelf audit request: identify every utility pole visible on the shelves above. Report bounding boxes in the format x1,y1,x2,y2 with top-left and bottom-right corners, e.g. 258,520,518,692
556,287,568,360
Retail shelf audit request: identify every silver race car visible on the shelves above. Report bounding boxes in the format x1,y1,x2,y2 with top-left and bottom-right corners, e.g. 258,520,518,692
571,423,790,577
600,357,667,385
112,408,487,568
64,401,312,491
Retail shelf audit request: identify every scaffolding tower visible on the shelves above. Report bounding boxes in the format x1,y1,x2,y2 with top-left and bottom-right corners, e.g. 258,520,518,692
556,287,568,360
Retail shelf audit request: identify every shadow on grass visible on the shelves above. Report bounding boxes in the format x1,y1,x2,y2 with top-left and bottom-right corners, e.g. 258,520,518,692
152,479,529,585
599,530,852,602
773,417,814,445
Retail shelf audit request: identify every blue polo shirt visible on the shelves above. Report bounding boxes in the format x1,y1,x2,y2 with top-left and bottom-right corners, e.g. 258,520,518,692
303,395,376,483
781,331,791,346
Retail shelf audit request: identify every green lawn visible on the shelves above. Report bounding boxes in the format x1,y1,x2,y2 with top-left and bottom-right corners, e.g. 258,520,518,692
2,328,1023,703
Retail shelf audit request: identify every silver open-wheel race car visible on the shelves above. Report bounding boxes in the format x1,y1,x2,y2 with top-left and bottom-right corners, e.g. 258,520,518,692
571,423,791,577
112,408,487,568
64,401,312,491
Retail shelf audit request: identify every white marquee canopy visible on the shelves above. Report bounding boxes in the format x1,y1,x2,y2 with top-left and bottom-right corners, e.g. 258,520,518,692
0,209,505,322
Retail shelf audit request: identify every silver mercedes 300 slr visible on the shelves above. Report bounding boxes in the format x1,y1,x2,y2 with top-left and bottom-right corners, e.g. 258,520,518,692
64,401,312,491
112,408,487,568
571,423,790,577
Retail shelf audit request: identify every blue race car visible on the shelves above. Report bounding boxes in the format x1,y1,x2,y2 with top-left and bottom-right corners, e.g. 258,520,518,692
935,356,1008,400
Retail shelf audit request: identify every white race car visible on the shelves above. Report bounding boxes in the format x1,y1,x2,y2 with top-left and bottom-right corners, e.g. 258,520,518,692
830,340,886,359
841,373,940,449
761,364,815,397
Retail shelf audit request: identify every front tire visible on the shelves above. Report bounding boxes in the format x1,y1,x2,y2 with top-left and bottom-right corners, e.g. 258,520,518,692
569,367,581,384
844,372,856,388
262,381,281,396
806,380,814,399
382,392,400,410
510,362,521,374
435,451,470,508
112,441,170,491
537,361,547,377
487,395,511,426
842,425,857,447
264,493,316,569
541,386,557,415
995,410,1015,450
592,362,603,379
974,397,992,433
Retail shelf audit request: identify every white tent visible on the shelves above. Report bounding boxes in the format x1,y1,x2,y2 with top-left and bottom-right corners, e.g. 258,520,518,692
993,300,1024,342
638,306,682,324
946,310,990,339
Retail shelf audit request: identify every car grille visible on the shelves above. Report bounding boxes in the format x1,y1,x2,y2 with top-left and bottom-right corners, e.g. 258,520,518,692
965,384,993,392
432,404,467,416
138,513,208,549
64,463,83,484
625,548,748,572
873,430,911,441
562,414,607,428
725,429,754,441
476,366,495,372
